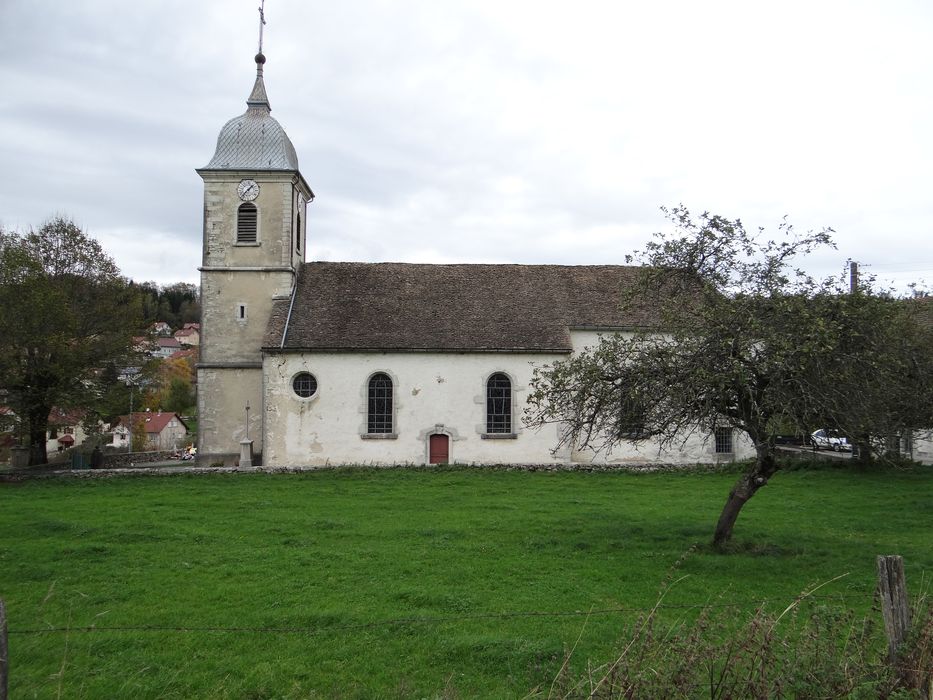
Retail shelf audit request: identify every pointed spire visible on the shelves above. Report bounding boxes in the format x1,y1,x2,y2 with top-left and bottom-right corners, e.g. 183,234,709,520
246,52,270,112
246,1,270,113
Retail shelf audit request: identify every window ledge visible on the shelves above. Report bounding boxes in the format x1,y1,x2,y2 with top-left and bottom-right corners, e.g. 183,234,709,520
234,242,261,247
482,433,518,440
361,433,398,440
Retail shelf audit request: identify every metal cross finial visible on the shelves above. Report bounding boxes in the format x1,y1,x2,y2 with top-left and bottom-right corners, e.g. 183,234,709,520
257,0,267,54
245,400,251,440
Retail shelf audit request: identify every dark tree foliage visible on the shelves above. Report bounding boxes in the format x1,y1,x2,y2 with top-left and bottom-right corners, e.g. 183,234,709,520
131,280,200,328
526,207,933,547
0,218,143,465
165,377,196,414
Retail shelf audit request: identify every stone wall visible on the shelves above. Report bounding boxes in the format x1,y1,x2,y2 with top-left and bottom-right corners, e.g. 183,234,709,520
101,450,176,468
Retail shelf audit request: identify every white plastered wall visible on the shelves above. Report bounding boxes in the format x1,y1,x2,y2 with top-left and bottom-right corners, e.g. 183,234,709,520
566,330,756,465
261,336,755,467
262,351,568,467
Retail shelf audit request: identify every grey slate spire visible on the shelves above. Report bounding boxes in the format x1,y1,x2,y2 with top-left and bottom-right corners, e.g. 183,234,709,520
246,52,271,112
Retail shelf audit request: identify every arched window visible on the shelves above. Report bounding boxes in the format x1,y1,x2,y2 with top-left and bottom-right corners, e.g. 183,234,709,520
486,373,512,433
237,203,258,243
367,373,393,434
618,390,646,439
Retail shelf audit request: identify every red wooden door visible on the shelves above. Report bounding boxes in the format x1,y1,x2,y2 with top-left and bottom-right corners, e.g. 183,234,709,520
429,434,449,464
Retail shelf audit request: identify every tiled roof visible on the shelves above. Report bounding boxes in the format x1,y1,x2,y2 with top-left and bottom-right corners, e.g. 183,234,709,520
264,262,659,353
115,412,187,435
48,407,86,427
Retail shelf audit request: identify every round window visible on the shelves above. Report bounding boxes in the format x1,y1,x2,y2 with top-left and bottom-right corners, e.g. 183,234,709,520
292,372,318,398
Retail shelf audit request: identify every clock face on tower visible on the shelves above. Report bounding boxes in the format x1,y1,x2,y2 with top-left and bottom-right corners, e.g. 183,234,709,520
237,179,260,201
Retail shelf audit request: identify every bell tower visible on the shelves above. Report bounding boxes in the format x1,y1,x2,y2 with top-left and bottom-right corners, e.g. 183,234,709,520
196,5,313,465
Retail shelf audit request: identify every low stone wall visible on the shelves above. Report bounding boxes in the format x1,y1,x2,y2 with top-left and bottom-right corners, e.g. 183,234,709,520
101,450,176,468
1,460,755,483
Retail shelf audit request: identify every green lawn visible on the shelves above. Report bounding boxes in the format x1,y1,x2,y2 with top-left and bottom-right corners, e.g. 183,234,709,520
1,465,931,698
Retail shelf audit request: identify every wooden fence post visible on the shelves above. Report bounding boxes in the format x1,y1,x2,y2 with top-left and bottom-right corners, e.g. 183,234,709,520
877,555,911,662
0,597,8,700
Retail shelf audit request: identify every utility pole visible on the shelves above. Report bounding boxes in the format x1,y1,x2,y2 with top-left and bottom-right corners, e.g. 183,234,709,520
127,382,133,453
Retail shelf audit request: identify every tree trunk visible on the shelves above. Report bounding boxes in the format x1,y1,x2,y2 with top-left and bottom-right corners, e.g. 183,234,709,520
854,433,873,464
27,405,49,466
712,447,779,548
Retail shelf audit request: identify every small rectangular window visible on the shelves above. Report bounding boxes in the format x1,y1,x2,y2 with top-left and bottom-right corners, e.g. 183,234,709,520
714,427,733,454
237,304,247,321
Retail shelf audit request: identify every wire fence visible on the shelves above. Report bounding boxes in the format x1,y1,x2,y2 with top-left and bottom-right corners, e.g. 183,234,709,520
5,591,880,637
0,557,933,700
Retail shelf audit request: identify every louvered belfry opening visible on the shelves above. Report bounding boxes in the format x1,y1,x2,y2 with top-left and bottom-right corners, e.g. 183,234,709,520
237,203,258,243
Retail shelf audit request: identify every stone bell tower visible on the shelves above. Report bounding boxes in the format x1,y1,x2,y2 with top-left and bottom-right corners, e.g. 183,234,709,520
196,20,313,465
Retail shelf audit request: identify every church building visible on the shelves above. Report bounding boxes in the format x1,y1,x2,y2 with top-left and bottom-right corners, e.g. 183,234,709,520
196,47,753,468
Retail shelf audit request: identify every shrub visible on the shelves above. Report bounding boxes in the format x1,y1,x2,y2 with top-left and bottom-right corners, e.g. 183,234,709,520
540,591,932,698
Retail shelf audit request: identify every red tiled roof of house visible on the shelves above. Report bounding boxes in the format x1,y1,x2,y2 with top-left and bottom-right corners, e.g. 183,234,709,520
48,407,86,427
115,412,188,435
169,347,198,362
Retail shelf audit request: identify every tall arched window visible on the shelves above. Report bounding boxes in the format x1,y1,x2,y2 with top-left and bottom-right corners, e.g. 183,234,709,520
367,373,393,434
486,373,512,433
237,203,258,243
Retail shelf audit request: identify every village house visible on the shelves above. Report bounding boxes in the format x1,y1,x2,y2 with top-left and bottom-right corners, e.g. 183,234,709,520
174,323,201,346
151,337,183,359
45,407,97,454
149,321,173,337
112,411,189,451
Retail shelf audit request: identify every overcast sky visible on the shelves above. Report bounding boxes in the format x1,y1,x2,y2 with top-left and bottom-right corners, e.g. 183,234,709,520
1,0,931,291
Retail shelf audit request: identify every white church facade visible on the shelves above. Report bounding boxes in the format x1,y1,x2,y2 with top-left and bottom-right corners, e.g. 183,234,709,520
196,49,754,468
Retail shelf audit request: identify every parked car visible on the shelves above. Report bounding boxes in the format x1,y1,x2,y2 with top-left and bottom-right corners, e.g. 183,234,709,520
810,429,851,451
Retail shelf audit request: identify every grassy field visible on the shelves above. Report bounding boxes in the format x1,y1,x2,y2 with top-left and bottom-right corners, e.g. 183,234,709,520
1,464,931,698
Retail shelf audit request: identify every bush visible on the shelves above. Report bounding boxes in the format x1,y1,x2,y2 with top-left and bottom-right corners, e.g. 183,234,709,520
540,591,932,698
